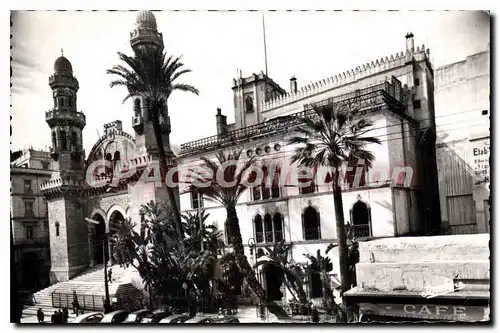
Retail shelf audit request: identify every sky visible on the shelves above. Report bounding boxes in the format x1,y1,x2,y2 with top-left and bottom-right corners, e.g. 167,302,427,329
10,10,490,155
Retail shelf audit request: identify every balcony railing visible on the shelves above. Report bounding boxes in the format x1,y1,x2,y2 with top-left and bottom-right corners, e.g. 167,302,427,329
256,230,284,244
45,109,86,128
353,224,371,238
180,78,405,155
304,227,321,241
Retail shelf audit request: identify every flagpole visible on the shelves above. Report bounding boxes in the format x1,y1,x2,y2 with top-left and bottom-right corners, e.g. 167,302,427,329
262,11,269,102
262,11,268,78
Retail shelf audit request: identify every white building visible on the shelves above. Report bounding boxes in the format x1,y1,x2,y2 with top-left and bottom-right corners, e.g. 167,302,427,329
434,47,490,234
176,33,441,301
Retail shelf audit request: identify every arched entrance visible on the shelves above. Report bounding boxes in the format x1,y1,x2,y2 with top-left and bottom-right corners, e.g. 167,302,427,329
263,263,283,301
351,201,371,238
92,214,107,264
108,210,125,265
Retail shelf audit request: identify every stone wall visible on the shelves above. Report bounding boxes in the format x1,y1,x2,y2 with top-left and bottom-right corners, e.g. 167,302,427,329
355,234,490,292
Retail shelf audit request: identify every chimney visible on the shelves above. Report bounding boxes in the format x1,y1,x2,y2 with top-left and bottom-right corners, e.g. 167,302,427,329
290,76,297,94
405,32,415,53
216,108,228,136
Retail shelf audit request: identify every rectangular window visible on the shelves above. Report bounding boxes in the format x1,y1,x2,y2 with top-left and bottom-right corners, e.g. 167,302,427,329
413,99,421,109
24,200,34,217
42,162,50,170
26,226,34,240
190,191,203,209
298,167,317,195
24,180,32,193
414,78,420,86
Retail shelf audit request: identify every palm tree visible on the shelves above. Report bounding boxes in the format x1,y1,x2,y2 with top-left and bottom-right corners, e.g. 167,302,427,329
288,102,380,297
254,240,309,306
304,247,343,320
107,45,199,251
185,150,289,318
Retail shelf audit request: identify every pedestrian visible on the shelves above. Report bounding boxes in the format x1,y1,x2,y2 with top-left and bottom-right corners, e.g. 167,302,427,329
36,308,44,323
57,310,64,323
51,311,57,323
72,297,79,315
107,268,113,283
310,304,320,323
62,307,69,323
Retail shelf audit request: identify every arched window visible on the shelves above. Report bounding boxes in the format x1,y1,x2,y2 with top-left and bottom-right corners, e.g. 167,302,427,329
245,96,254,113
258,212,285,243
264,213,273,243
59,97,64,107
60,131,67,150
51,132,57,149
71,132,78,150
134,98,141,117
113,151,121,173
254,214,264,243
105,153,113,174
55,221,60,237
273,213,283,242
69,97,72,108
350,200,372,238
302,206,321,240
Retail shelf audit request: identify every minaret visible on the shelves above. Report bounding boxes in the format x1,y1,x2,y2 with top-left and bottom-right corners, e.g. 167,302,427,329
47,50,86,179
127,11,179,227
43,52,88,283
129,10,173,159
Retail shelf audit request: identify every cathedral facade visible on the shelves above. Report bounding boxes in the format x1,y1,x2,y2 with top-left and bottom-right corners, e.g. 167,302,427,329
41,11,178,283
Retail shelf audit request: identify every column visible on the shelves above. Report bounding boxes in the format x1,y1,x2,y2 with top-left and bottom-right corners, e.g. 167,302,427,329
88,231,95,267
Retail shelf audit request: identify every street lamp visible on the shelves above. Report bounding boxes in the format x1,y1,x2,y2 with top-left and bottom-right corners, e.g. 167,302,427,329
85,217,112,314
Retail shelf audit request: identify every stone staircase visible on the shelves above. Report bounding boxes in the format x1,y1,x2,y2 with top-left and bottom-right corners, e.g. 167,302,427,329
22,264,144,320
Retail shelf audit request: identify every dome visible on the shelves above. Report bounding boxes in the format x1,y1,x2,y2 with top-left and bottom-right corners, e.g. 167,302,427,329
54,56,73,74
135,10,157,29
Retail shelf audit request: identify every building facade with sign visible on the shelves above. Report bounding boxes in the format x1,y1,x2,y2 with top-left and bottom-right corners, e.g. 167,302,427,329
434,48,490,234
176,32,442,300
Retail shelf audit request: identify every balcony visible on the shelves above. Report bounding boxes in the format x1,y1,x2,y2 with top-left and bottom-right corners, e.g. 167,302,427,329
45,109,86,129
352,224,371,238
304,227,321,241
256,230,284,244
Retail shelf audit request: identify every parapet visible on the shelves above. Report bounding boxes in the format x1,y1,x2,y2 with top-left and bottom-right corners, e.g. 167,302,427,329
261,44,430,112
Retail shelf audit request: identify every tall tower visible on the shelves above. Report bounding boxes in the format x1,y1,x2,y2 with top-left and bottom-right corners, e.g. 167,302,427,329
43,53,88,283
129,11,173,158
127,11,179,224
